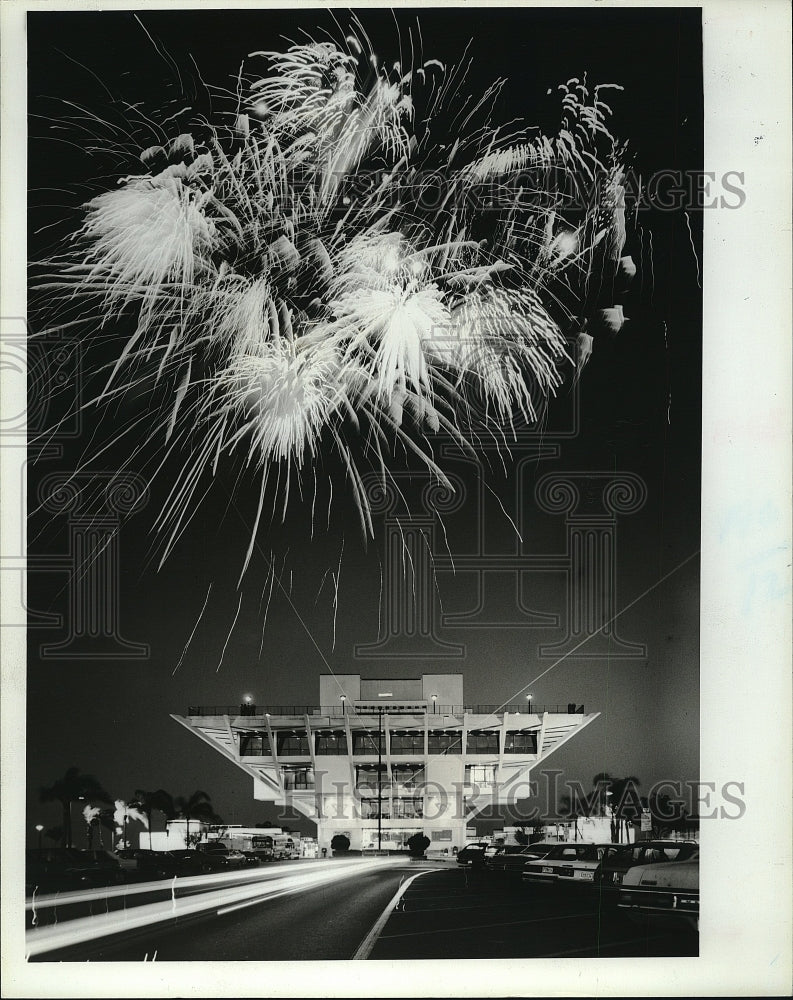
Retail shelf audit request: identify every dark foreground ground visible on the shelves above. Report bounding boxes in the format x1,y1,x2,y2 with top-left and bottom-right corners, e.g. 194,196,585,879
27,861,697,961
368,866,698,960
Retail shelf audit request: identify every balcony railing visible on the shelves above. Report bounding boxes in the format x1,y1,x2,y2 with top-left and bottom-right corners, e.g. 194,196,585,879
185,703,585,717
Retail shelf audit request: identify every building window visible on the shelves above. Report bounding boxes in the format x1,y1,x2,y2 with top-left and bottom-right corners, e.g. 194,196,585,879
239,732,270,756
281,766,314,790
315,731,348,755
352,731,385,755
466,730,499,754
504,731,538,754
360,799,390,819
356,764,388,792
465,764,496,785
428,730,463,754
392,797,424,819
431,829,453,841
390,731,425,754
277,733,311,756
391,763,425,788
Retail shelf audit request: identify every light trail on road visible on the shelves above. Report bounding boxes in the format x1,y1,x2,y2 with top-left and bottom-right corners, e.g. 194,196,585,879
25,858,404,958
26,858,329,912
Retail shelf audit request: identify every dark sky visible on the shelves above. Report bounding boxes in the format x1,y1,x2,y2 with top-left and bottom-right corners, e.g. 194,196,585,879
26,6,702,842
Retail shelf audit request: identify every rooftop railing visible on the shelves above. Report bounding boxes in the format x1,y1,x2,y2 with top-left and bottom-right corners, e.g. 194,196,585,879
185,703,585,717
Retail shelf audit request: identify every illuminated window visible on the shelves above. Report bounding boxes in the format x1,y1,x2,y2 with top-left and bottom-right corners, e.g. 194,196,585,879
360,799,390,819
466,730,499,754
356,764,388,791
281,766,314,789
504,731,538,754
352,731,385,755
389,731,425,754
465,764,496,785
392,798,423,819
276,733,310,755
428,730,462,754
239,732,270,756
392,763,425,787
315,731,348,754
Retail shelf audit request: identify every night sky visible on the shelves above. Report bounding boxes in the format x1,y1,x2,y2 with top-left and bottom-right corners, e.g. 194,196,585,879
26,6,702,842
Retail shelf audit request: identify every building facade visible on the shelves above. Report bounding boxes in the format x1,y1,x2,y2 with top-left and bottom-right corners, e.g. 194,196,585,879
172,674,599,854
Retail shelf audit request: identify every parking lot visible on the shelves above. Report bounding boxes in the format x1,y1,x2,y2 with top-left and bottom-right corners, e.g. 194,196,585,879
367,866,699,959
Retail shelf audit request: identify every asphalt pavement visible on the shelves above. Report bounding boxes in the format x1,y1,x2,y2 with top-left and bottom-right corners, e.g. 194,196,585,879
30,861,416,962
27,859,698,962
366,866,699,959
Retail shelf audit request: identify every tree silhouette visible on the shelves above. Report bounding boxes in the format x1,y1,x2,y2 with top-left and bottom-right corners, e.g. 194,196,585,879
132,788,175,849
39,767,111,848
607,776,643,842
648,788,689,836
167,791,222,846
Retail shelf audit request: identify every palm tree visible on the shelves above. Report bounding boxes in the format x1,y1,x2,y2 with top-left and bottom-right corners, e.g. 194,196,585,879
131,788,175,850
591,772,613,817
98,807,116,849
648,789,688,837
39,767,111,848
591,774,642,842
44,825,64,846
162,791,222,847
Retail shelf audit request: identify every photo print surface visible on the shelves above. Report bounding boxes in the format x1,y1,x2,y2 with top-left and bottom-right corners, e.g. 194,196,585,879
24,5,705,964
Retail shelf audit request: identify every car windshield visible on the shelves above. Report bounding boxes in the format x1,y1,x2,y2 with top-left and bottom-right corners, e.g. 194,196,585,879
642,844,696,862
547,845,599,861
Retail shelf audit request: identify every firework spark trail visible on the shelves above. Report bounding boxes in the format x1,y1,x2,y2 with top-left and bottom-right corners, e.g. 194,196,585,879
331,537,343,650
33,25,637,596
684,209,702,289
172,582,213,675
216,592,244,673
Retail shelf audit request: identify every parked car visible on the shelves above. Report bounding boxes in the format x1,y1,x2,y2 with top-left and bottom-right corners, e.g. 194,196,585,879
89,848,135,873
522,843,622,885
486,844,557,874
456,843,489,867
618,853,699,930
595,840,699,891
26,848,125,893
242,851,263,867
224,849,249,869
169,849,231,875
118,849,183,879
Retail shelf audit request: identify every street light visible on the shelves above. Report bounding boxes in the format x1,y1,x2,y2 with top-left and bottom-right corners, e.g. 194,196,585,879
68,795,86,849
431,694,438,714
35,824,44,850
526,693,533,711
377,707,384,853
340,694,347,714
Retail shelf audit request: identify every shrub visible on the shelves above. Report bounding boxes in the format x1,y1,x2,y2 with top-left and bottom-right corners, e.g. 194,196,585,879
330,834,350,853
407,833,430,857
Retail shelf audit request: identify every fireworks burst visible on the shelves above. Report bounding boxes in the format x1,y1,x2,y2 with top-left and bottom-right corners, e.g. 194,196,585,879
33,26,636,578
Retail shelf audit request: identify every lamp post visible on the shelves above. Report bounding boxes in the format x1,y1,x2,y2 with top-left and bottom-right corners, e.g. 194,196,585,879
377,708,384,852
35,824,44,850
340,694,346,714
526,693,533,712
68,796,86,849
431,694,437,714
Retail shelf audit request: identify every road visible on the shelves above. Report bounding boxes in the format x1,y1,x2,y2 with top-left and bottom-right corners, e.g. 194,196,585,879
26,860,698,962
27,858,416,962
367,867,699,959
